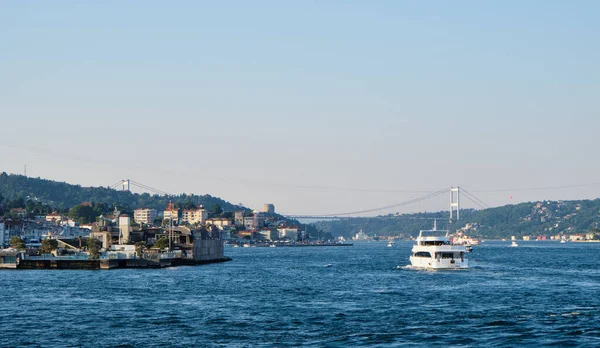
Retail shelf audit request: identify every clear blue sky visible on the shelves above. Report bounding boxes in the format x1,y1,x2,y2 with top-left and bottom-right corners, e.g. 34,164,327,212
1,1,599,215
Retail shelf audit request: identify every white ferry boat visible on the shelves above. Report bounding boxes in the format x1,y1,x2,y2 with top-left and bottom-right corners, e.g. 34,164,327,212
409,221,468,270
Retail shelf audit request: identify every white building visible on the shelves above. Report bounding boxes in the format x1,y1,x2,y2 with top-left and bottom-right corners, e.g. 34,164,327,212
234,211,245,227
45,212,64,224
243,216,255,229
259,229,278,241
134,208,157,225
206,218,232,227
163,201,179,223
278,227,299,241
182,208,208,225
119,215,131,244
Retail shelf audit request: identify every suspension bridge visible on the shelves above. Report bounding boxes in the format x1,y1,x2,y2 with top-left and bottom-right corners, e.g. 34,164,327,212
108,179,491,221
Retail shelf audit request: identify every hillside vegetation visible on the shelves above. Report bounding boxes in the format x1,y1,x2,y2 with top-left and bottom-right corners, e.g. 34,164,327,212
312,199,600,239
0,172,245,214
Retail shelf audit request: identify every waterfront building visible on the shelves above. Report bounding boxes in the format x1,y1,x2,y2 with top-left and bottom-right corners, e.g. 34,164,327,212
277,227,299,241
253,211,266,229
45,212,65,224
182,207,208,225
206,218,232,227
234,211,245,227
570,234,585,241
10,208,26,218
243,216,255,229
163,201,179,223
259,229,278,241
119,215,131,244
133,208,157,225
262,204,275,214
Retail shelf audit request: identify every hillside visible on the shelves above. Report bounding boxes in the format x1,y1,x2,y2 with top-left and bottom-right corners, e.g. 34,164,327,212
312,198,600,239
0,172,246,214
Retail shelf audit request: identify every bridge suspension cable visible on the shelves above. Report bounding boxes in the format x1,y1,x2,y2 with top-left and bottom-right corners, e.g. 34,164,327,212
285,188,450,218
460,187,490,209
128,180,171,196
110,179,172,196
109,180,124,190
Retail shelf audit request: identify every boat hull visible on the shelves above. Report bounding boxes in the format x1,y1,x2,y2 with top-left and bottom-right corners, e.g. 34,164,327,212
410,256,468,270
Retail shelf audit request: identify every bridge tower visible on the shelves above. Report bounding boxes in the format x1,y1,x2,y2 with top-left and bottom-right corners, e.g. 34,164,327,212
449,186,460,222
122,179,131,192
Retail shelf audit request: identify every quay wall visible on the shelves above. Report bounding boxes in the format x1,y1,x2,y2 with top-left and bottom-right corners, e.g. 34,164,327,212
193,239,225,261
18,259,101,270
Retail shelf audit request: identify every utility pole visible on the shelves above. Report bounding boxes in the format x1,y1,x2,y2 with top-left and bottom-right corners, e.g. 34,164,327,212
169,216,173,252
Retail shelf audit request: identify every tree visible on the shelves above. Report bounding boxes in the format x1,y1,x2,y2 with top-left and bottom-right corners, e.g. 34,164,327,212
153,236,169,250
87,237,101,259
135,241,147,257
69,204,97,224
10,236,26,250
211,204,223,216
41,239,59,254
182,200,197,210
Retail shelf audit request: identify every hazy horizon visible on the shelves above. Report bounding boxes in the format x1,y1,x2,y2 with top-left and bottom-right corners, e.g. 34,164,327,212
2,1,599,216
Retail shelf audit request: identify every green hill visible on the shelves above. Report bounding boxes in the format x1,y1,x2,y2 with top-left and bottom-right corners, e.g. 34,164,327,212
312,199,600,239
0,172,246,215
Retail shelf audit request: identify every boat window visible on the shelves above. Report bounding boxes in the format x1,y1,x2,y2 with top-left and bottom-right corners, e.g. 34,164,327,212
414,252,431,258
440,253,455,259
422,241,447,246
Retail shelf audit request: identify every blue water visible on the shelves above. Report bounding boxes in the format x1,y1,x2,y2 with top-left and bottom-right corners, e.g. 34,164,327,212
2,241,600,347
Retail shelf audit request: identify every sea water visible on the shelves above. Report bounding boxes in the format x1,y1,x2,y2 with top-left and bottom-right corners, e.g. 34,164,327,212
1,241,599,347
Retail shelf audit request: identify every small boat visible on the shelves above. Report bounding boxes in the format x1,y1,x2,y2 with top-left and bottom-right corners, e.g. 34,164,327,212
387,241,395,247
409,220,468,270
560,240,566,244
270,244,277,248
510,241,519,247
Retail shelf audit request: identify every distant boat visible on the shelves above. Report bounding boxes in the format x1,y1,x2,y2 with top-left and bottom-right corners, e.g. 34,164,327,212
510,241,519,247
560,239,566,244
387,241,395,247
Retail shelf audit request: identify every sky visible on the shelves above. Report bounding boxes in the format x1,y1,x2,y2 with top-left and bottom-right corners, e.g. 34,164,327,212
1,1,599,216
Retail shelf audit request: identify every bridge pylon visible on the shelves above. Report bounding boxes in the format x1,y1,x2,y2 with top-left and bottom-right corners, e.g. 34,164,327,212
122,179,130,192
449,186,460,223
